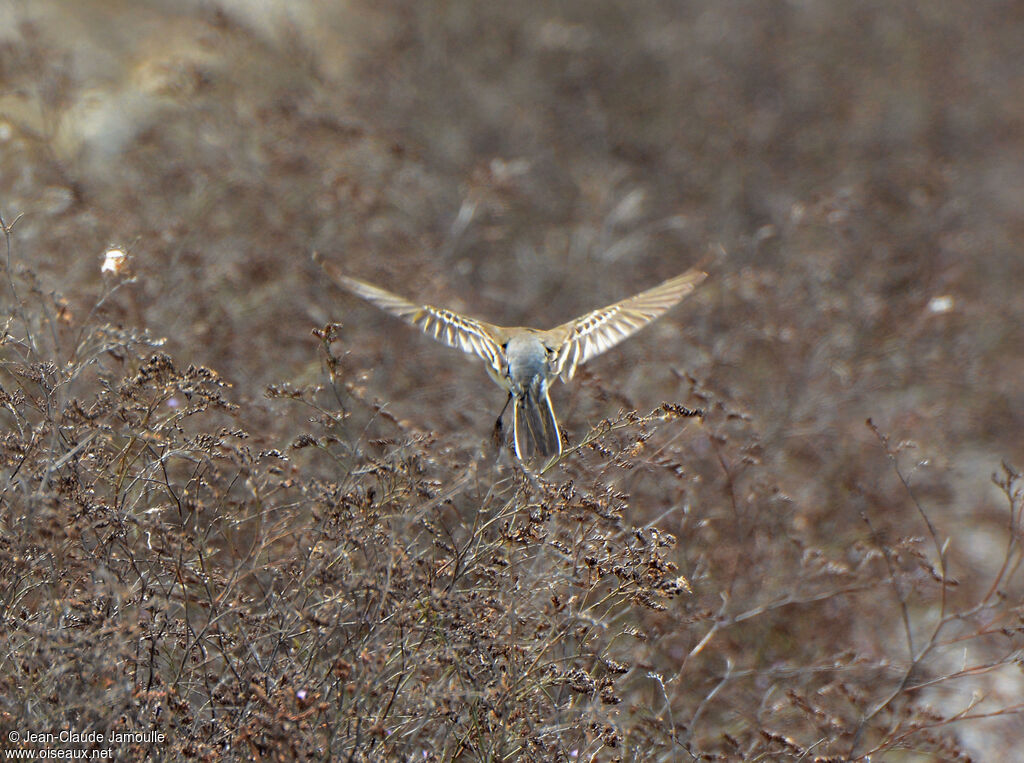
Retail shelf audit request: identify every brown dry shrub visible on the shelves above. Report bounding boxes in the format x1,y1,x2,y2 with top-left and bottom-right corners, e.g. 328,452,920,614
3,216,1022,761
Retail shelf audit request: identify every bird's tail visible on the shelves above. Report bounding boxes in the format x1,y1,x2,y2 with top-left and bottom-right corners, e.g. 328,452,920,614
513,377,562,461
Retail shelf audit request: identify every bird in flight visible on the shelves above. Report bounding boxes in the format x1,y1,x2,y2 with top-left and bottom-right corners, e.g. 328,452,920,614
314,253,706,464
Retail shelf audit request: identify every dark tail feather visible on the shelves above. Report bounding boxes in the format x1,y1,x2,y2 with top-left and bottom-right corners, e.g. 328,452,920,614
513,380,562,461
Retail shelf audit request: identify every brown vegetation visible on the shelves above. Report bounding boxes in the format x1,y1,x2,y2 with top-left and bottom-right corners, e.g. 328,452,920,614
2,2,1023,760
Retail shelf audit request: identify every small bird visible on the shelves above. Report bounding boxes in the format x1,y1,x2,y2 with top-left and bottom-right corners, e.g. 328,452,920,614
315,253,706,463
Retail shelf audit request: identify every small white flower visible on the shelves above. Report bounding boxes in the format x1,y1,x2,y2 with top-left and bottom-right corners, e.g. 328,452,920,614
101,248,128,275
927,295,954,314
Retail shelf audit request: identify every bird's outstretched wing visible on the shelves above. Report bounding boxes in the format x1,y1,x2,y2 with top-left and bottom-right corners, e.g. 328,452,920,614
315,254,506,376
551,269,706,381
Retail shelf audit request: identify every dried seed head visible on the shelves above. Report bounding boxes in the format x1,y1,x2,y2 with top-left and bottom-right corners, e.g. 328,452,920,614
101,248,129,275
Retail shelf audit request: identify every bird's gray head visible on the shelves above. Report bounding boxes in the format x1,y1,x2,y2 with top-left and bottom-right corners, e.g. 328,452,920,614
504,333,550,392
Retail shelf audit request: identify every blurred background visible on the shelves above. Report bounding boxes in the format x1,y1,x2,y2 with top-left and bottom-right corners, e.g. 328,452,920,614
3,0,1023,757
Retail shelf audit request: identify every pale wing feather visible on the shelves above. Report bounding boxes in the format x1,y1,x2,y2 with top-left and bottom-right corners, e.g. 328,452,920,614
315,255,506,376
553,269,707,381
